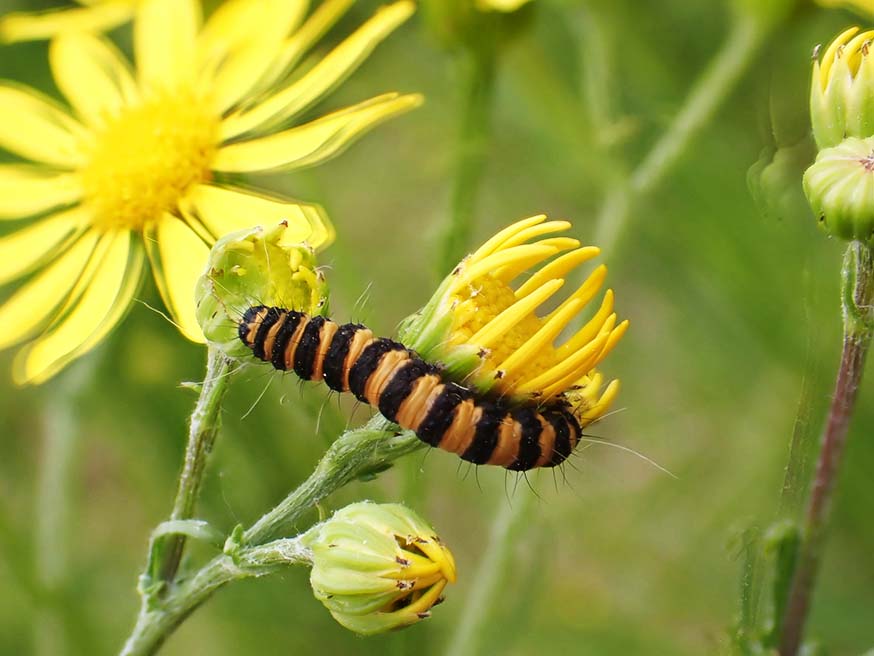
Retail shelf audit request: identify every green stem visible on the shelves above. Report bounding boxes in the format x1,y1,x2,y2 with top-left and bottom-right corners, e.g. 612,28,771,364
244,416,422,544
778,243,874,656
438,48,497,275
120,415,423,655
593,13,770,255
147,346,236,587
444,491,535,656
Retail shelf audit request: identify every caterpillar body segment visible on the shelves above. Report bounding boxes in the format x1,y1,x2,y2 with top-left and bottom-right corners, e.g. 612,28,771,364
239,306,581,471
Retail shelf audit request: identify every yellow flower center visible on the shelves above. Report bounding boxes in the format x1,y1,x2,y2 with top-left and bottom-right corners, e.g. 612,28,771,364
81,93,219,232
449,275,554,382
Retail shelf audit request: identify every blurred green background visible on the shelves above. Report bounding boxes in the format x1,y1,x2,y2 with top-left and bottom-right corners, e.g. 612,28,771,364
1,0,872,654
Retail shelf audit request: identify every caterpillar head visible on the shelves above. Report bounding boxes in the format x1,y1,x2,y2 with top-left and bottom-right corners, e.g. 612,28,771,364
195,223,329,358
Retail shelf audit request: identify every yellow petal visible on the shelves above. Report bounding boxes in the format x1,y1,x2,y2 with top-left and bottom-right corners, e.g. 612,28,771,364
0,3,134,43
244,0,355,106
0,230,100,351
0,83,86,167
50,33,138,129
178,184,334,250
144,214,208,342
13,231,144,385
197,0,308,113
198,0,307,57
135,0,200,92
0,166,81,219
215,93,423,172
0,207,89,285
222,0,415,139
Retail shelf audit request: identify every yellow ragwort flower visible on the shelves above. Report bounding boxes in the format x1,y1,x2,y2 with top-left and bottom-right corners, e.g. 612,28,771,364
475,0,533,12
0,0,421,385
403,215,628,427
0,1,138,43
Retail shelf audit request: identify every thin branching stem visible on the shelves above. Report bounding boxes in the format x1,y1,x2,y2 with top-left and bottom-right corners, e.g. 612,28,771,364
121,411,423,655
593,12,771,255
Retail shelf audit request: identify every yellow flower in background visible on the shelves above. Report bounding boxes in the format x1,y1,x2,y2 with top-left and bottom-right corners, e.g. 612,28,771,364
402,216,628,427
475,0,532,12
817,0,874,16
0,0,138,43
0,0,421,385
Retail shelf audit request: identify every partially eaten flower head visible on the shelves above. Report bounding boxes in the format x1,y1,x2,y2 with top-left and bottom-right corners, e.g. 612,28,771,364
810,26,874,149
0,0,421,384
304,501,456,636
400,215,628,427
195,222,329,358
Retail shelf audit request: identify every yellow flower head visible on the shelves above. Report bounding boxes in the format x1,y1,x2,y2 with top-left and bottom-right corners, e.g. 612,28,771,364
401,216,628,427
810,26,874,148
0,0,421,384
0,0,138,43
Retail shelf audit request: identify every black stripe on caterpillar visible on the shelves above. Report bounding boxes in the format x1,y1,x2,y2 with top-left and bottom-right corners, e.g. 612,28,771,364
239,305,581,471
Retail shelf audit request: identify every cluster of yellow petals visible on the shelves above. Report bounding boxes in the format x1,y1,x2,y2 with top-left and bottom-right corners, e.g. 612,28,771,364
814,26,874,91
446,216,627,421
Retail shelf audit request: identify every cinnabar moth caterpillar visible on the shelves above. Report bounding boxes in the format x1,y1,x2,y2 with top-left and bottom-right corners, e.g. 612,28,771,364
239,305,582,471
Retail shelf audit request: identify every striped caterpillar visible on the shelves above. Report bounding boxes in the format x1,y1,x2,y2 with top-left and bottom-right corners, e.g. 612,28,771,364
239,305,582,471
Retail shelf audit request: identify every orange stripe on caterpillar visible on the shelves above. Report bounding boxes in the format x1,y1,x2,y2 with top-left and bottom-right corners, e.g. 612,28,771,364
239,306,580,471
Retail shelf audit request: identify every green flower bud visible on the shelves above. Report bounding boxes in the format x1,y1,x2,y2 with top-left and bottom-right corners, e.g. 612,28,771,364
803,136,874,242
195,222,329,357
810,27,874,149
304,502,456,636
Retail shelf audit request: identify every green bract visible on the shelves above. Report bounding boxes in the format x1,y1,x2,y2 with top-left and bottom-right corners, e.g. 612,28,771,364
303,502,456,636
804,137,874,242
195,223,328,358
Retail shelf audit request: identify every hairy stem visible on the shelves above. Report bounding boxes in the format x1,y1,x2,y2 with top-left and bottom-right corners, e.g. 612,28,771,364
593,13,769,255
778,243,874,655
244,416,422,544
438,48,497,275
120,415,423,655
148,346,236,587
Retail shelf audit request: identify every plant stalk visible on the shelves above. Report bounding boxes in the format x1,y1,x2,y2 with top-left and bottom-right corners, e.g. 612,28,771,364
593,13,769,255
121,415,422,655
778,242,874,655
438,47,497,275
148,346,236,587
